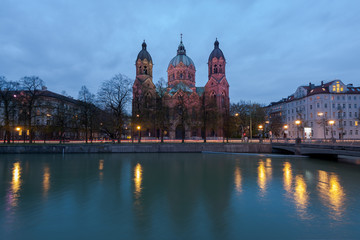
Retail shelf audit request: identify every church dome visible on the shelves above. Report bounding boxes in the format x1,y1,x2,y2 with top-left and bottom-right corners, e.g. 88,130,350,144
168,40,195,69
208,39,225,62
136,41,152,63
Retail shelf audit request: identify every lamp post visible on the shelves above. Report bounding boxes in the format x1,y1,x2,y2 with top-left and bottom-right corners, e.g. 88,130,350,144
329,120,335,143
317,112,326,140
258,125,263,143
283,125,288,141
137,125,141,143
295,120,301,144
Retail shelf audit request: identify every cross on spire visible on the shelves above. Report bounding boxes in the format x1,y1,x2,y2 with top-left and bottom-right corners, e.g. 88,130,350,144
180,33,183,42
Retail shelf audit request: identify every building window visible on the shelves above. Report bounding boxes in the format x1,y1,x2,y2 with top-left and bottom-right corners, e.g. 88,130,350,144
325,103,327,108
343,112,346,117
310,105,312,110
317,103,320,108
350,121,353,126
355,104,357,108
349,104,351,109
356,130,358,135
350,130,353,135
343,104,346,108
311,122,313,127
344,121,346,126
355,112,358,117
349,112,352,117
310,113,313,118
332,103,335,108
348,96,351,100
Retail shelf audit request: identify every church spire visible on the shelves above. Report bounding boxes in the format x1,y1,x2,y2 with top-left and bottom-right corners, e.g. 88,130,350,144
177,34,186,55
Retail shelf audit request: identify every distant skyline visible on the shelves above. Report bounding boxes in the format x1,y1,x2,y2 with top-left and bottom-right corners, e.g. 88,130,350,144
1,0,360,104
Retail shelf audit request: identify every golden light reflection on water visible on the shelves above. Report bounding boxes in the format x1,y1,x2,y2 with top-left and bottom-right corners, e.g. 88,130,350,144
265,158,272,179
99,160,104,180
257,161,266,196
43,165,50,196
234,166,242,194
134,163,143,197
283,162,292,193
318,170,346,220
99,159,104,170
294,175,309,217
10,162,22,206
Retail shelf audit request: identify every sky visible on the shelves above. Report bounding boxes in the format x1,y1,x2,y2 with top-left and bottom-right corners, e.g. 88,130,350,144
1,0,360,105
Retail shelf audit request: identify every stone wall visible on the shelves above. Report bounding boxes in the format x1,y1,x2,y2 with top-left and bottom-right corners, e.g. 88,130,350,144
0,143,272,154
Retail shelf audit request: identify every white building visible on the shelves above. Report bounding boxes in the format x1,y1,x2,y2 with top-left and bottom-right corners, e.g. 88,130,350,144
267,80,360,139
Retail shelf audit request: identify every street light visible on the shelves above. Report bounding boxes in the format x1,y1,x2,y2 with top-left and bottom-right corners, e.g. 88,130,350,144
137,125,141,143
258,125,263,142
329,120,335,143
295,120,301,144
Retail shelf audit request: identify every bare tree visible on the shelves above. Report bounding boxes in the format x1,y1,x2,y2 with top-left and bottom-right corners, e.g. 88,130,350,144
176,94,190,143
155,78,170,143
98,74,132,143
78,86,97,143
0,77,19,143
19,76,44,143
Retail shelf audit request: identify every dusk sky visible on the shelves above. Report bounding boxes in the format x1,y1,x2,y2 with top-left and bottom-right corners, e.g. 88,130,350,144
1,0,360,105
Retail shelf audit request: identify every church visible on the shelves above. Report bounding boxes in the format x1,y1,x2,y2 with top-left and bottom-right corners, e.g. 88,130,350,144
132,36,230,140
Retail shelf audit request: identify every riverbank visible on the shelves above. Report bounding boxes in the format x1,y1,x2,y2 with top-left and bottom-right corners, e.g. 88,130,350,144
0,143,272,154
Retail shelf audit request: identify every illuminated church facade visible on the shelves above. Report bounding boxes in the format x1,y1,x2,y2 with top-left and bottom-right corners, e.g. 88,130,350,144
132,37,229,139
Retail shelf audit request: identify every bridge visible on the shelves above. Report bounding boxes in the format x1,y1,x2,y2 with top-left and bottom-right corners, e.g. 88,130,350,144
272,142,360,158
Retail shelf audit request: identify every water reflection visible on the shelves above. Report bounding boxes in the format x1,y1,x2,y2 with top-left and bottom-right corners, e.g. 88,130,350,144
318,170,346,220
294,175,309,219
283,162,292,194
265,158,272,180
134,163,143,197
9,162,22,207
257,160,267,196
43,165,50,197
99,159,104,180
234,165,242,194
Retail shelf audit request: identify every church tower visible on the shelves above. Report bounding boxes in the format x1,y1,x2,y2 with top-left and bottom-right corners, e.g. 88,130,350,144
133,40,156,137
205,39,230,137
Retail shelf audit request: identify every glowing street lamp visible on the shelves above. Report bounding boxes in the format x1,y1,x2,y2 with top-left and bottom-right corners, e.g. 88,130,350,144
295,120,301,144
329,120,335,142
137,125,141,143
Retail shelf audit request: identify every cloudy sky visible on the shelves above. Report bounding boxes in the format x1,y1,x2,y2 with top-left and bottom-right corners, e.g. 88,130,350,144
1,0,360,104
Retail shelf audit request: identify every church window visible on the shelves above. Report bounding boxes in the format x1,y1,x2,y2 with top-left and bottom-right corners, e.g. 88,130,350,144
144,66,147,74
139,66,142,74
180,73,183,79
172,73,175,80
214,64,218,74
188,73,191,79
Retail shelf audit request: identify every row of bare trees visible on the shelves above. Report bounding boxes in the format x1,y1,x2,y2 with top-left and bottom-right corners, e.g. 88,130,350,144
0,74,132,143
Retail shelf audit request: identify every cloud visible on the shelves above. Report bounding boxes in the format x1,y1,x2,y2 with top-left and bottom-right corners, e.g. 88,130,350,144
1,0,360,104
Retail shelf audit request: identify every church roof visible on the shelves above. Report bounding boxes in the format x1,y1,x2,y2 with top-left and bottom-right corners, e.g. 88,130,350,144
168,82,194,96
168,39,195,69
208,39,225,62
136,41,152,63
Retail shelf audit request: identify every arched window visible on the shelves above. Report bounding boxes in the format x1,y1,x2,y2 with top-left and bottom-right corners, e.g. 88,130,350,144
214,64,218,74
221,92,226,107
144,66,147,74
139,66,142,74
172,73,175,80
180,73,183,79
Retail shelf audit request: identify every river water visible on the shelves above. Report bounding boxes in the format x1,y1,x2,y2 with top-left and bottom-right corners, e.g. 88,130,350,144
0,153,359,239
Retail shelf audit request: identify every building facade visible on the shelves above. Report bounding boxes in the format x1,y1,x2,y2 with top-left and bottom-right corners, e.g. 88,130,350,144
132,37,230,139
267,80,360,139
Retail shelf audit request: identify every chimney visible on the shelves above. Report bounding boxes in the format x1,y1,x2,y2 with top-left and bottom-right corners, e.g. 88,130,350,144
321,81,323,86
